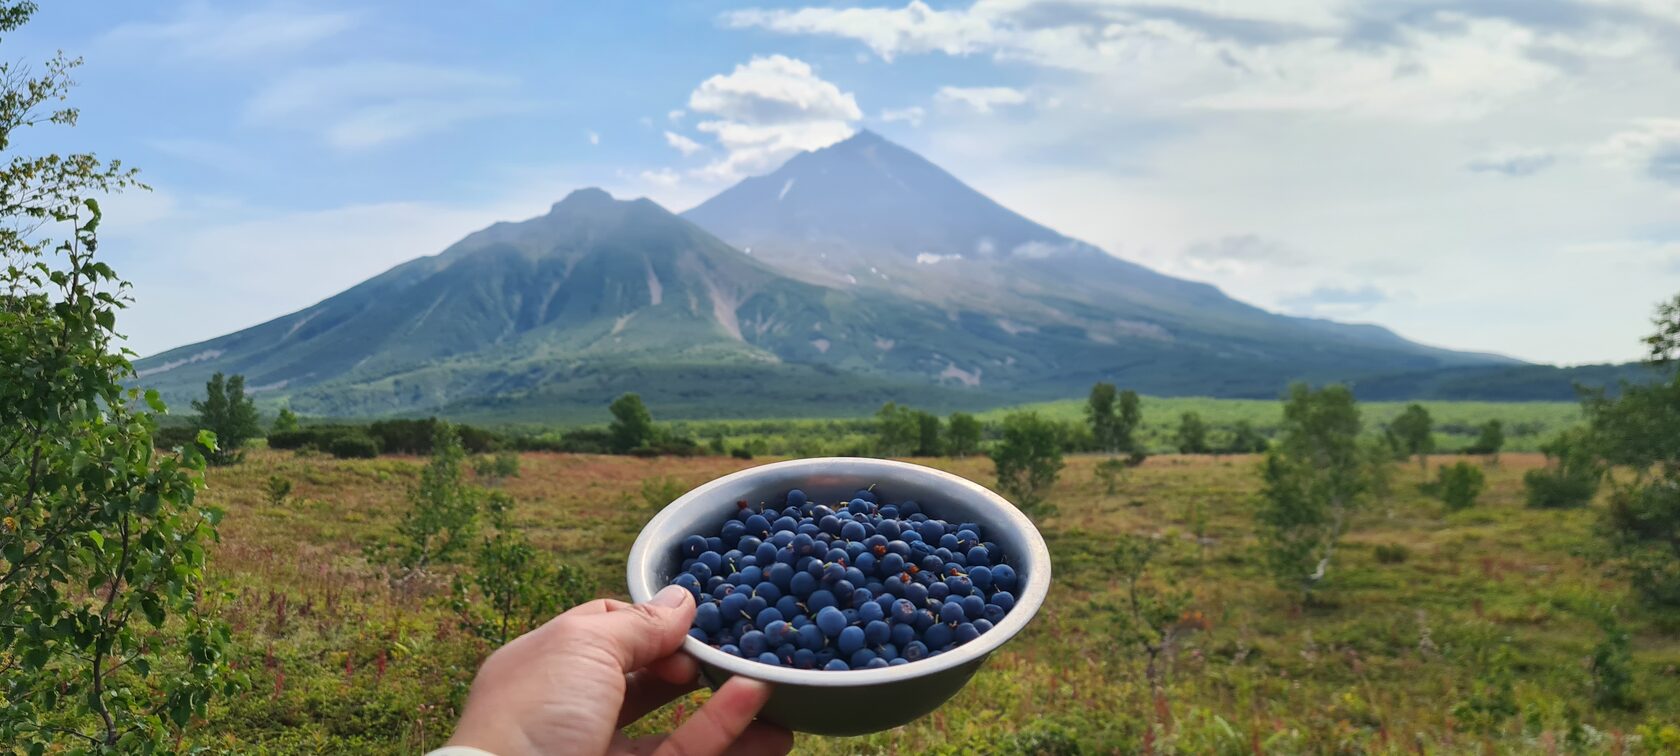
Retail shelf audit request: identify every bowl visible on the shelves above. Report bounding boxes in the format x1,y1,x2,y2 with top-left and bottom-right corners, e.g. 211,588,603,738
626,457,1051,736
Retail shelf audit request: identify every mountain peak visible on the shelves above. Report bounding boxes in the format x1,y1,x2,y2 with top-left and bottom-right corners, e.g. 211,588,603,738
551,187,617,213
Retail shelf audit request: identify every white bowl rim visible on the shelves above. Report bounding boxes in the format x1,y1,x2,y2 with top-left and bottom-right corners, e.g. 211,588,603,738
626,456,1052,687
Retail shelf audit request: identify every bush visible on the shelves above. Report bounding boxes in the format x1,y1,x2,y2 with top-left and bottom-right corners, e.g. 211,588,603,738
1374,543,1410,564
730,447,754,460
328,434,380,459
1523,430,1603,509
1436,461,1486,511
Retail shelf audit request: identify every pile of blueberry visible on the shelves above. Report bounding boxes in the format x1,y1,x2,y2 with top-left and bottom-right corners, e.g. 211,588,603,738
669,487,1018,670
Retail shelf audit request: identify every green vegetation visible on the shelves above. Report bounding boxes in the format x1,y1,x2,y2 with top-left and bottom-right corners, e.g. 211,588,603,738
0,5,239,744
1174,411,1210,454
166,448,1680,752
1255,384,1376,599
1389,403,1436,472
391,423,480,573
945,412,981,457
194,372,262,465
991,412,1065,516
1524,429,1605,509
1433,461,1487,511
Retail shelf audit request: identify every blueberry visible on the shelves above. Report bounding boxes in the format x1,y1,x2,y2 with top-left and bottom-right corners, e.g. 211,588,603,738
991,564,1017,592
796,623,825,651
815,606,847,638
923,623,953,650
740,630,768,656
838,626,866,655
695,603,722,634
889,621,915,648
673,485,1015,671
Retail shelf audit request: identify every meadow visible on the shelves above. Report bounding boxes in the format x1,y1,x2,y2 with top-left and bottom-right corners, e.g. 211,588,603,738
191,448,1679,754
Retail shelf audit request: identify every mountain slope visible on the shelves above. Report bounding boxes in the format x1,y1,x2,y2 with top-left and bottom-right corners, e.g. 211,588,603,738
683,130,1508,372
137,135,1529,420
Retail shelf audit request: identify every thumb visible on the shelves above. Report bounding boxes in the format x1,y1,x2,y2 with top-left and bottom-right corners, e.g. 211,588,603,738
574,584,697,673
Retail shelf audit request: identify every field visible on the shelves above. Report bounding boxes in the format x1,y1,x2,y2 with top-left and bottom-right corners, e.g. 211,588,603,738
645,398,1580,459
191,448,1680,754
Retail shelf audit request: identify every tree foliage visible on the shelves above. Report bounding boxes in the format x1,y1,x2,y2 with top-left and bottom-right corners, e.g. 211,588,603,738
1254,384,1373,598
394,421,479,572
1465,419,1504,460
874,401,919,457
945,412,981,457
1118,389,1142,452
272,407,299,434
453,491,595,645
1086,382,1118,451
1389,403,1435,471
608,392,656,453
0,5,238,745
1434,461,1486,511
1175,411,1210,454
191,372,261,465
991,411,1064,516
1225,419,1269,454
1522,429,1604,510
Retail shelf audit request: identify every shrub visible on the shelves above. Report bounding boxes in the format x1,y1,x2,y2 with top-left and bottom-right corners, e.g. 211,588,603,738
473,450,521,484
1523,429,1603,509
991,411,1064,516
1436,461,1486,511
328,434,380,459
192,372,262,465
1590,614,1638,711
266,475,294,507
1374,543,1410,564
730,447,754,460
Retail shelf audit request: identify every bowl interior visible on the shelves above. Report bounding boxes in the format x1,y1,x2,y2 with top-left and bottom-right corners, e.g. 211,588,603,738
626,457,1051,687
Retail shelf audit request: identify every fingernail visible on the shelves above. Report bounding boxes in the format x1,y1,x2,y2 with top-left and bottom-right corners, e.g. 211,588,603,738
651,584,691,608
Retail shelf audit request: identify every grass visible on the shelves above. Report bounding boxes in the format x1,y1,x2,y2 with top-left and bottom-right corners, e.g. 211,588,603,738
976,397,1581,452
186,447,1680,753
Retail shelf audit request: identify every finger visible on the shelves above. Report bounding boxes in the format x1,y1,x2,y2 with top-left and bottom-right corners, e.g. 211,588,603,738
652,677,775,756
571,585,696,673
616,669,700,728
645,651,700,685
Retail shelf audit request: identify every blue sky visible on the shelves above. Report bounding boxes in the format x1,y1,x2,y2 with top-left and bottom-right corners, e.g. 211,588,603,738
12,1,1680,364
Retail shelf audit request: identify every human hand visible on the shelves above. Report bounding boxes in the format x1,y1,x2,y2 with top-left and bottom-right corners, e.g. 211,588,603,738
443,584,794,756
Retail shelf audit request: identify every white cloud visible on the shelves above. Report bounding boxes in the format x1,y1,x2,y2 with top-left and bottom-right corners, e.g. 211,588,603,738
247,62,524,150
1593,119,1680,184
104,4,358,60
686,55,862,180
668,109,687,122
1465,147,1556,177
727,0,1680,362
588,130,601,146
640,168,683,188
665,130,703,156
936,86,1028,113
879,106,926,126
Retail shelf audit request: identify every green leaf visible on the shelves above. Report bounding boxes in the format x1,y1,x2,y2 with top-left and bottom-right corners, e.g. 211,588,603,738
143,388,166,413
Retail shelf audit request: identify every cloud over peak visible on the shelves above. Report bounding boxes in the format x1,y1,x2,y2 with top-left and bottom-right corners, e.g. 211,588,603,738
686,55,861,180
